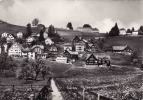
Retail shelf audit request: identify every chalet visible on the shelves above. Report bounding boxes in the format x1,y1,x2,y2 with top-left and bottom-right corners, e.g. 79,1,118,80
49,45,58,55
119,28,126,35
86,53,110,66
26,36,35,44
17,32,23,38
106,45,132,55
1,32,9,38
56,56,68,63
8,43,23,57
64,50,78,60
36,53,47,59
86,54,98,65
45,37,54,45
32,45,44,54
6,34,15,43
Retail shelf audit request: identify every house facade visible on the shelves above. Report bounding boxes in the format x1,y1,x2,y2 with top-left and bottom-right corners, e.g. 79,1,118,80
8,43,23,57
26,36,35,44
75,41,85,52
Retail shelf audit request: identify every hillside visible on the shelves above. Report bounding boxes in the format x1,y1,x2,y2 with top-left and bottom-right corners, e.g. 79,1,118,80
0,20,41,36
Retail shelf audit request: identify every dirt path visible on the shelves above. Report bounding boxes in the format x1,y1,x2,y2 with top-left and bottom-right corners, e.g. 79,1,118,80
51,78,64,100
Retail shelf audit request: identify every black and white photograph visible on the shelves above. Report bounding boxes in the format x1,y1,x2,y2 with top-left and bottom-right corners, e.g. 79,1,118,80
0,0,143,100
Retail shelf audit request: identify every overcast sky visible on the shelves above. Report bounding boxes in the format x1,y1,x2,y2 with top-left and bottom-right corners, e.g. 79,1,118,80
0,0,143,32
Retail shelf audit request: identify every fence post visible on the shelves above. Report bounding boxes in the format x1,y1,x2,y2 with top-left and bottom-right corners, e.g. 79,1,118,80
97,93,100,100
12,85,15,92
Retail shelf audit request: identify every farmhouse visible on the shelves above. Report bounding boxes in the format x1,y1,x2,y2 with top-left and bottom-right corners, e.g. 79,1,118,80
119,28,126,35
8,43,23,57
49,45,58,55
64,50,78,60
17,32,23,38
75,41,85,52
106,45,132,55
36,53,47,59
86,43,99,52
86,53,110,66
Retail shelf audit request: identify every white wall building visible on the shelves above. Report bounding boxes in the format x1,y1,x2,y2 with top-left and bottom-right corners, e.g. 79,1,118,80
6,34,15,43
132,31,138,36
56,56,67,63
8,43,23,57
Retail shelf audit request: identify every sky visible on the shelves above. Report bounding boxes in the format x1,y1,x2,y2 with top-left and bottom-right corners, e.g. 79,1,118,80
0,0,143,33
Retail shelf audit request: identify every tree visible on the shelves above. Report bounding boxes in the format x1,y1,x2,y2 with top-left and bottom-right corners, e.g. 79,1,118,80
32,18,39,26
138,26,143,35
48,25,55,37
26,23,32,37
32,59,46,80
127,29,132,33
132,27,135,32
39,30,45,42
66,22,73,30
108,23,119,36
83,24,92,28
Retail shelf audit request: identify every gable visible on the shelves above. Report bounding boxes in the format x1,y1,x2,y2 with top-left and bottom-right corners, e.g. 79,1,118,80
87,54,98,61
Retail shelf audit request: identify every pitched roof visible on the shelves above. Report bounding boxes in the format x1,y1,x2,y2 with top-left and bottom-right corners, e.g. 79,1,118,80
112,45,128,51
32,45,44,50
86,53,110,60
68,50,78,55
120,28,126,30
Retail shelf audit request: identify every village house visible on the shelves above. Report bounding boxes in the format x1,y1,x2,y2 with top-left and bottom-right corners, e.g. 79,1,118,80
1,32,9,38
45,37,54,45
106,45,132,55
75,41,86,52
56,56,68,63
22,48,36,59
32,45,44,54
6,34,15,43
64,50,78,61
86,53,110,66
36,53,47,59
17,32,23,38
119,28,126,35
8,43,23,57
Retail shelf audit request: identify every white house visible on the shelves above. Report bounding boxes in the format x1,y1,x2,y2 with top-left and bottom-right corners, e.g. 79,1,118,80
119,28,126,35
132,31,138,36
17,32,23,38
56,56,67,63
6,34,15,43
45,37,54,45
1,32,9,38
8,43,23,57
75,41,85,52
26,36,35,44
